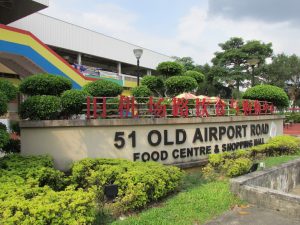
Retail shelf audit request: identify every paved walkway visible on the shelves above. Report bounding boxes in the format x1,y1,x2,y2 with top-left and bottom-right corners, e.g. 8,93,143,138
283,123,300,136
205,205,300,225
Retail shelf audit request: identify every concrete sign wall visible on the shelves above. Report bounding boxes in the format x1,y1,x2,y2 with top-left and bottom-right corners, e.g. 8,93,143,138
20,115,284,171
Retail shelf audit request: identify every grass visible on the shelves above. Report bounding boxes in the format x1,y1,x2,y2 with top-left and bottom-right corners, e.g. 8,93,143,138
110,170,242,225
263,152,300,168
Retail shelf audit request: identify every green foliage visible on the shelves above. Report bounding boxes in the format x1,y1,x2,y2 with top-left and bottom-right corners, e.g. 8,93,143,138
0,122,6,131
286,112,300,123
165,76,197,97
0,129,9,149
173,56,197,71
70,158,183,212
156,61,184,77
0,155,96,224
243,84,289,108
83,79,123,97
1,139,20,154
106,98,120,115
19,95,61,120
0,92,8,116
19,74,72,96
0,80,18,101
61,89,87,117
263,135,300,156
9,121,20,135
141,75,164,96
184,70,205,84
222,158,252,177
131,86,152,103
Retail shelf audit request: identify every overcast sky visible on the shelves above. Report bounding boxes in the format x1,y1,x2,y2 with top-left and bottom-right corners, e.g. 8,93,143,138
42,0,300,65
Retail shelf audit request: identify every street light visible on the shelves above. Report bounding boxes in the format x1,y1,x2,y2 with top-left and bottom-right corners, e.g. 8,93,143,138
133,48,143,86
247,58,260,87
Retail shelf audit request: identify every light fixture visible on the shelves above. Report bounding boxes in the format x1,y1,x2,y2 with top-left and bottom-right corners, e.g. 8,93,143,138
133,49,143,86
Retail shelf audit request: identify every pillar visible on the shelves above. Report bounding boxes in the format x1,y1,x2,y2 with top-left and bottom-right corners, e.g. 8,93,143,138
147,69,152,75
77,53,82,65
117,62,122,75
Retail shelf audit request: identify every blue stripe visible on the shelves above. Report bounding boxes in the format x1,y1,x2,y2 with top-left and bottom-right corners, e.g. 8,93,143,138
0,40,81,89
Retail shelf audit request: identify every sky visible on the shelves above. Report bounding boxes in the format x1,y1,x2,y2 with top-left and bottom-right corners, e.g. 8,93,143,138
41,0,300,65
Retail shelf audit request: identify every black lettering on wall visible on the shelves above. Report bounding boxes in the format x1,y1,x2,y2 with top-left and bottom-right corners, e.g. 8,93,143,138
164,130,174,145
209,127,218,141
193,128,203,143
148,130,162,146
176,129,187,144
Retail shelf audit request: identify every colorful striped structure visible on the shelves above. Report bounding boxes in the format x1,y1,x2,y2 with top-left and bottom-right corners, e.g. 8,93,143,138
0,24,123,89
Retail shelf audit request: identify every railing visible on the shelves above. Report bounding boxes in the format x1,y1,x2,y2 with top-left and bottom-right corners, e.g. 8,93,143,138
84,97,275,120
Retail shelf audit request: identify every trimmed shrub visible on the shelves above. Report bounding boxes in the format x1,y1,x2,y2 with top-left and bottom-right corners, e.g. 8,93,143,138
165,76,197,97
243,85,289,109
184,70,205,84
141,75,165,96
0,155,96,224
1,139,20,154
19,95,61,120
83,79,123,97
19,74,72,96
156,61,184,77
106,97,120,115
0,92,8,116
0,122,6,131
263,135,300,156
223,158,252,177
61,89,87,117
286,112,300,123
70,158,183,212
0,129,9,149
0,80,18,101
131,86,152,103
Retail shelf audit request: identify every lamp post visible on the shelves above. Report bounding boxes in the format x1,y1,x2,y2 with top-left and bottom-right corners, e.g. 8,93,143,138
133,49,143,86
247,58,260,87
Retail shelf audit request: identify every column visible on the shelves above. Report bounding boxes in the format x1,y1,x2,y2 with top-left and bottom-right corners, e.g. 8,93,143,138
77,53,82,65
117,62,122,75
147,69,152,75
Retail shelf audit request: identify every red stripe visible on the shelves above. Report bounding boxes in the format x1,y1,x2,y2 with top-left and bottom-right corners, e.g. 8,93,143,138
0,24,97,82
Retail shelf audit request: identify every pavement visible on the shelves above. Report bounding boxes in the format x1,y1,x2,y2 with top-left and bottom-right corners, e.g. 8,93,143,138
283,123,300,136
205,204,300,225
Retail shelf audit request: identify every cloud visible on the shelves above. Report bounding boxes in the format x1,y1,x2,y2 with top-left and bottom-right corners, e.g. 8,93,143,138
208,0,300,25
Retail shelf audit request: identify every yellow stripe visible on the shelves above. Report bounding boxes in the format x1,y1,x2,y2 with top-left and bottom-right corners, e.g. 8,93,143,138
0,28,89,86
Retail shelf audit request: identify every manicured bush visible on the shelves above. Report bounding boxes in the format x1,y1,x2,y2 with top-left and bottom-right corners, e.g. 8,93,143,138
286,112,300,123
19,74,72,96
83,79,123,97
70,158,183,212
243,85,289,109
263,135,300,156
1,139,20,154
0,91,8,116
222,158,252,177
0,129,9,149
0,80,18,101
106,97,120,115
131,86,152,103
0,122,6,131
61,89,87,117
19,95,61,120
165,76,197,97
141,75,165,96
184,70,205,84
156,61,184,77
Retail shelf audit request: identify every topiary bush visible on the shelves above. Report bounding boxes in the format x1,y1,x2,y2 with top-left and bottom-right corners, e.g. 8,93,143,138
141,75,165,96
83,79,123,97
19,95,61,120
61,89,87,118
156,61,184,77
70,158,183,212
0,92,8,116
0,80,18,101
165,76,197,97
131,86,152,103
19,74,72,96
0,129,9,149
1,139,20,154
243,85,289,109
184,70,205,84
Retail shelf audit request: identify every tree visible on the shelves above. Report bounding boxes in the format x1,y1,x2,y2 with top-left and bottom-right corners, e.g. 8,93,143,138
211,37,273,91
156,61,184,77
265,54,300,107
172,56,196,71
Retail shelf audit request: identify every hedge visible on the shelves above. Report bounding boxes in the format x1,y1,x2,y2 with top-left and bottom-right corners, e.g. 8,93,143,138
19,95,61,120
203,135,300,178
243,85,289,109
141,75,165,96
19,74,72,96
70,158,183,212
61,89,87,118
83,79,123,97
131,86,152,103
183,70,205,84
0,80,18,101
0,155,96,225
156,61,184,77
0,91,8,116
165,76,197,97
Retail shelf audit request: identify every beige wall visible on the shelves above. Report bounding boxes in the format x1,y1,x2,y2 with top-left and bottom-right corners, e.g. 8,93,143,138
21,116,284,171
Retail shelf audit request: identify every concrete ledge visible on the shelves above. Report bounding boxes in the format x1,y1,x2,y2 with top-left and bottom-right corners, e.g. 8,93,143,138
20,115,284,128
230,158,300,218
